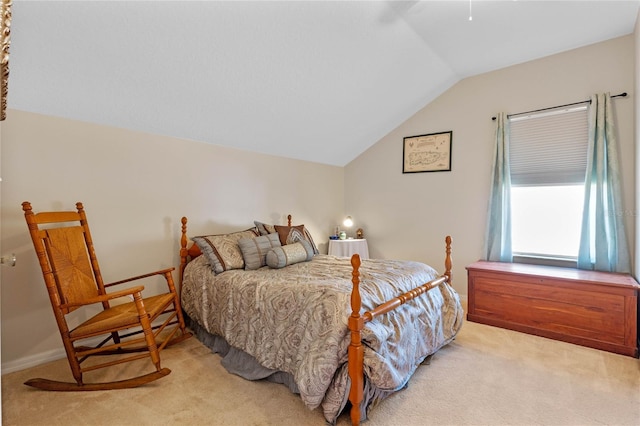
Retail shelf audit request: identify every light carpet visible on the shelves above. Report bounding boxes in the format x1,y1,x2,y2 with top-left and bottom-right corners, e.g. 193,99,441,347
2,320,639,425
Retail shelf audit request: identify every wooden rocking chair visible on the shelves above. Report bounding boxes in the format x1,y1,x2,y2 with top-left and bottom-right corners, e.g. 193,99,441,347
22,201,191,391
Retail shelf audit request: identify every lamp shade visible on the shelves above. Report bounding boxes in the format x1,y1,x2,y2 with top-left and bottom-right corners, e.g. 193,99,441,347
343,216,353,227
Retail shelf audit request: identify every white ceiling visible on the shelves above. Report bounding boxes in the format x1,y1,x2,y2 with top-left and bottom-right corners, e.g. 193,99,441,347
8,1,640,166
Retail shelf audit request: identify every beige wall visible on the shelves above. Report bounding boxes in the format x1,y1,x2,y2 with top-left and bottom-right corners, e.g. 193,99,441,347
345,35,636,296
0,111,344,371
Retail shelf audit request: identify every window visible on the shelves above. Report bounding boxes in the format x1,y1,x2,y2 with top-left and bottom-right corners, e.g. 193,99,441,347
511,185,583,258
509,104,589,265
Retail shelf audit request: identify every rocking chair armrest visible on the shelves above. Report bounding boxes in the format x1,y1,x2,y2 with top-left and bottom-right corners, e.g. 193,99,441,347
104,267,176,288
60,285,146,309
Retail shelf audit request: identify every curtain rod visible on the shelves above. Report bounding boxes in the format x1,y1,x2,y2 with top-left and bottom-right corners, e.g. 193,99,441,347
491,92,627,121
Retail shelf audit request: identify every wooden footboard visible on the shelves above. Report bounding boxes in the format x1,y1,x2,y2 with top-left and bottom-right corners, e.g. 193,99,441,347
348,236,452,426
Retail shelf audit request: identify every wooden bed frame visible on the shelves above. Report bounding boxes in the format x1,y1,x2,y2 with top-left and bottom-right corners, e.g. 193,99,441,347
178,216,453,426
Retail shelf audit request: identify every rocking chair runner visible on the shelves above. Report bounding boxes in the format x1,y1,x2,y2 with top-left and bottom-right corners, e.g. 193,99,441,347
22,201,191,391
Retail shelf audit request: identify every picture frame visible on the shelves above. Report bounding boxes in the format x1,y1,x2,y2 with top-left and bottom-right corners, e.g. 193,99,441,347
402,131,452,173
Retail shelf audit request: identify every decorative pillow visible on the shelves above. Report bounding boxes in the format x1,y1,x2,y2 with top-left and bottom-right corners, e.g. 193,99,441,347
238,233,281,270
266,240,314,269
302,228,319,254
254,220,276,236
273,224,305,245
187,243,202,258
192,228,259,274
274,224,319,255
255,219,319,255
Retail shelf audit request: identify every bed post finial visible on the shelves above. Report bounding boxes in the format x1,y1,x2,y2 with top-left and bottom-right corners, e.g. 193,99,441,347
444,235,452,285
348,254,364,426
287,214,292,226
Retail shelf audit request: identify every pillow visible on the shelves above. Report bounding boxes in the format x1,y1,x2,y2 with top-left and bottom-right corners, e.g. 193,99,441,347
254,220,276,236
238,233,281,270
187,243,202,258
192,228,259,274
266,240,314,269
274,224,306,245
255,219,320,255
274,224,320,255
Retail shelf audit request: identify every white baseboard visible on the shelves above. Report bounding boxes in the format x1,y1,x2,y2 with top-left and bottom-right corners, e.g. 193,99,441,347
2,347,67,375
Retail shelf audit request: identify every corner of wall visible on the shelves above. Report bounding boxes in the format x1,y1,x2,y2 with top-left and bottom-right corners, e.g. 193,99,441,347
635,9,640,281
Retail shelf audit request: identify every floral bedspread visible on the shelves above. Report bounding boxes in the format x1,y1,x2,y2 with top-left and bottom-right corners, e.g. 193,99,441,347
181,254,463,422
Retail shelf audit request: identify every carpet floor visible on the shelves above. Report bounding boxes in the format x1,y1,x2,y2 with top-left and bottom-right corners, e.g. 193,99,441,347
2,319,639,425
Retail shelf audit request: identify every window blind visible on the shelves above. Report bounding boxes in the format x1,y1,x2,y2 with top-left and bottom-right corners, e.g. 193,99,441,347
509,105,589,186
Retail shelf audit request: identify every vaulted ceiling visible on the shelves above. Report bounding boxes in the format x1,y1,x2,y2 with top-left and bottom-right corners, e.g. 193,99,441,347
8,1,640,166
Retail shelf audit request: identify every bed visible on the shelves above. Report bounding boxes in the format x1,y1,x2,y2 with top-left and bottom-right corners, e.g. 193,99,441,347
178,215,463,425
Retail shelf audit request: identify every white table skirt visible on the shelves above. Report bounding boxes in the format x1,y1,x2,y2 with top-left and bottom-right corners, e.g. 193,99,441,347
328,239,369,260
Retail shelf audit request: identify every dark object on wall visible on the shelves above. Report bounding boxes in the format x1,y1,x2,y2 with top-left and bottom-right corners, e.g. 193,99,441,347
403,131,452,173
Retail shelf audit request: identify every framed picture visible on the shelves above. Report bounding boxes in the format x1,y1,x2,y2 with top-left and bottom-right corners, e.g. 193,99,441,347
403,131,452,173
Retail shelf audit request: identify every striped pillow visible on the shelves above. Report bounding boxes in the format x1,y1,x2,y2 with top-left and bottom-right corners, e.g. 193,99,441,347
238,233,281,270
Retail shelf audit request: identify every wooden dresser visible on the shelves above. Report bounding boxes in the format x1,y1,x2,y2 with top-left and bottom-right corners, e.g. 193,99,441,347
466,261,639,357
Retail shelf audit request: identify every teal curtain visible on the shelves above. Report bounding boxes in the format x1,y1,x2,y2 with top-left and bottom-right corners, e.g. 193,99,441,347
483,112,512,262
577,93,630,273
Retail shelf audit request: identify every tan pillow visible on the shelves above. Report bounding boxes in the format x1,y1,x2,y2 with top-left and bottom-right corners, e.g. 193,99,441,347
192,228,259,274
266,240,314,269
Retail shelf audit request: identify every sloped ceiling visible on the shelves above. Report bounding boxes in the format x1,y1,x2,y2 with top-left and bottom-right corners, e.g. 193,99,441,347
7,1,640,166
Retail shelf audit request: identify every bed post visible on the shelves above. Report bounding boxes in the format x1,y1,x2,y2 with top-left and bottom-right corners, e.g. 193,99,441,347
348,254,364,426
179,217,189,295
287,214,292,226
444,235,452,285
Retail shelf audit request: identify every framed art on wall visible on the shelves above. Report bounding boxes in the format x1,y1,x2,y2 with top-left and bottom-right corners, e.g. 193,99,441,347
403,131,452,173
